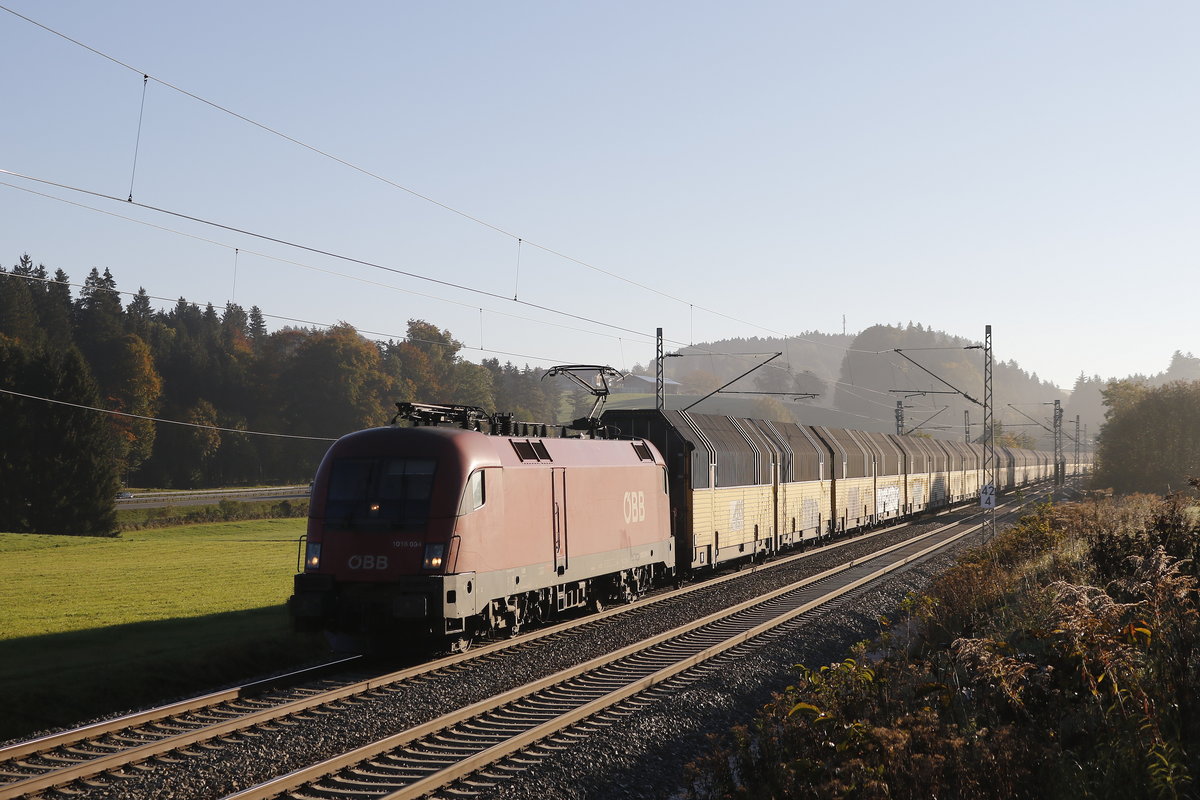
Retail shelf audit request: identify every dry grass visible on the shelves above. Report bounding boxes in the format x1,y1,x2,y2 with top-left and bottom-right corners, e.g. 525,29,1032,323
687,496,1200,799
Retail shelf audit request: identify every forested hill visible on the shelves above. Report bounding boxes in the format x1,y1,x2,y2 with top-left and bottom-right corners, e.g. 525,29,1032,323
639,325,1068,443
833,324,1065,441
638,325,1198,445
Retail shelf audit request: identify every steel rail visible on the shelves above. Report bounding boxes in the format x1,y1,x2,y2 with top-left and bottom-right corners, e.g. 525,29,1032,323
0,506,938,797
1,486,1051,799
225,514,990,800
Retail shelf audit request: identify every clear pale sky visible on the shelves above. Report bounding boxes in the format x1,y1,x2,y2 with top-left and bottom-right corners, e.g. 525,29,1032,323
2,2,1196,398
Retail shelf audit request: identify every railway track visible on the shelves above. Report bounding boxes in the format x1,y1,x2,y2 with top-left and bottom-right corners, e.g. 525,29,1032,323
225,512,993,800
0,489,1058,800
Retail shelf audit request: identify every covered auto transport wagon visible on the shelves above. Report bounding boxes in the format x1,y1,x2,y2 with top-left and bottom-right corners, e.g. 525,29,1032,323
604,410,916,572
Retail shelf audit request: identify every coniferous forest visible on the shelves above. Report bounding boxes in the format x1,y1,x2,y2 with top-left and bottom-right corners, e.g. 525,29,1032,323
0,255,566,533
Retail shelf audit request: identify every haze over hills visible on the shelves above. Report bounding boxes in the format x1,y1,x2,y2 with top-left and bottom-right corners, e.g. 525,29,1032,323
623,324,1200,450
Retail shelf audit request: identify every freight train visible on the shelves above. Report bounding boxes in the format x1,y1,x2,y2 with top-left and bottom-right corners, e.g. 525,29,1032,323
289,401,1083,652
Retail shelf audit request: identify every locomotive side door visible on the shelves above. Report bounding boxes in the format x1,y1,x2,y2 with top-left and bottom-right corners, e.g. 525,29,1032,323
551,467,568,575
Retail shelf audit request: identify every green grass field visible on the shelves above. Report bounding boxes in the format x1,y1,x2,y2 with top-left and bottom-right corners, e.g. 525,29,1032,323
0,520,329,742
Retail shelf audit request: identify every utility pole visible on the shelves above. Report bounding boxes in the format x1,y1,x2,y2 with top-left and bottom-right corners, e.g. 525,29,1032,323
964,410,970,443
982,325,995,539
896,401,904,436
1053,399,1064,485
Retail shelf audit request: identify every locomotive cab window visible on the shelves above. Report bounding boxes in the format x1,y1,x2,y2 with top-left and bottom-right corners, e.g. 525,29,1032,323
459,469,486,514
326,457,436,530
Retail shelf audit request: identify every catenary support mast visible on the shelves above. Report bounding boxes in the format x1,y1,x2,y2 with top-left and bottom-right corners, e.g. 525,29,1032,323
982,325,995,539
1053,399,1064,485
656,327,665,412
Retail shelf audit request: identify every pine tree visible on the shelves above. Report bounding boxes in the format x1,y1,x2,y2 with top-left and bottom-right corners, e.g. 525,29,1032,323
0,340,118,534
0,269,40,346
248,305,267,348
41,269,76,351
0,336,35,531
125,288,155,338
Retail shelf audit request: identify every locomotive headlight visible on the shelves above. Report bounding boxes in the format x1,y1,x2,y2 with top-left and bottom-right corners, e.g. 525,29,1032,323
422,543,445,570
305,542,322,570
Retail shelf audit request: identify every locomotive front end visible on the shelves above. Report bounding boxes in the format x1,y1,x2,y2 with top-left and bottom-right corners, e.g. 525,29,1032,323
289,425,487,651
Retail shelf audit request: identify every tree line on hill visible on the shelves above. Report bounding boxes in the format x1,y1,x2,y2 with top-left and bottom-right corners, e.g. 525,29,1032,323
4,251,1197,533
0,254,575,533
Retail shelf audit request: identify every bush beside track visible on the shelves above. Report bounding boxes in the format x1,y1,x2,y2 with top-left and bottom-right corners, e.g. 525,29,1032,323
0,519,326,743
685,495,1200,800
116,497,309,531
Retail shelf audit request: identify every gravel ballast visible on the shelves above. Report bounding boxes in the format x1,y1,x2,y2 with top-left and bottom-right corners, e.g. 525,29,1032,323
39,516,994,800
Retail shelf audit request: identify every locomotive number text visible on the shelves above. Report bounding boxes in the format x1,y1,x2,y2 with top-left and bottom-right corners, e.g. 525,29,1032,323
347,554,389,570
623,491,646,524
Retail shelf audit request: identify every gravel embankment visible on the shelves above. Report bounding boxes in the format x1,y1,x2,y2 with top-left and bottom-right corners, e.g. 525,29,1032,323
484,539,975,800
43,520,981,800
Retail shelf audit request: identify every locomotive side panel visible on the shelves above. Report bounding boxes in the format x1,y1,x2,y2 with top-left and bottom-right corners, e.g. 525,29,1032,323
291,426,674,648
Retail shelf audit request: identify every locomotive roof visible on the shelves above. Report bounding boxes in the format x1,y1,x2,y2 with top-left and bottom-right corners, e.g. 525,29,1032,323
329,424,663,471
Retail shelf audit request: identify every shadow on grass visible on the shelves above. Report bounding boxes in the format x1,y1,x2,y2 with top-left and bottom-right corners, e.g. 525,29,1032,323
1,606,329,744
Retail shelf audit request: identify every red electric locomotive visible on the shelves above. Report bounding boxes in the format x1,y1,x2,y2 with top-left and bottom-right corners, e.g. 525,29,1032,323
290,403,673,652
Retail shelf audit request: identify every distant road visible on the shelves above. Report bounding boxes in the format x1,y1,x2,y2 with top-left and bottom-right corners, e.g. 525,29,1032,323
115,486,310,510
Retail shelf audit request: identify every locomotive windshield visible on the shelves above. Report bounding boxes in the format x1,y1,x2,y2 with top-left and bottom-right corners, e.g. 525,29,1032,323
325,457,436,530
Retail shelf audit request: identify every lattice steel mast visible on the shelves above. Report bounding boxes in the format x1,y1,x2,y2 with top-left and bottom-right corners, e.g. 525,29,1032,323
1074,415,1081,478
656,327,666,411
982,324,995,539
1053,399,1064,486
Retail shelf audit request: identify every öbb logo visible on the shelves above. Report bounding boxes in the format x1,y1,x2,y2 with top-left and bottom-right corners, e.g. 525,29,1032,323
623,491,645,524
347,554,389,570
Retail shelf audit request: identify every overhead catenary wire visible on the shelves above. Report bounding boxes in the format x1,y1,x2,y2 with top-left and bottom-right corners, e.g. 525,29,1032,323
0,4,900,360
0,261,923,432
127,73,148,202
2,176,898,405
0,179,641,352
1,6,1040,422
0,387,339,441
0,170,656,345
